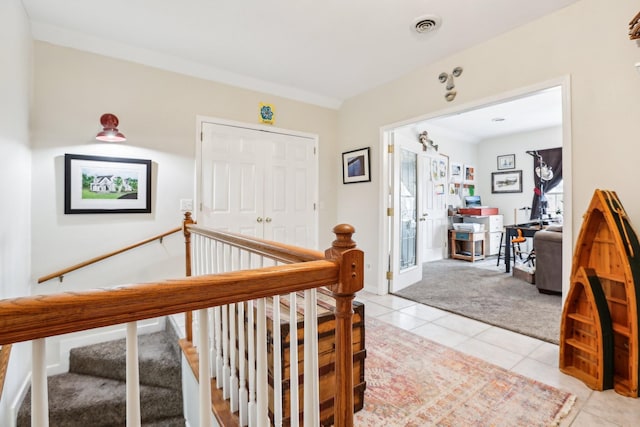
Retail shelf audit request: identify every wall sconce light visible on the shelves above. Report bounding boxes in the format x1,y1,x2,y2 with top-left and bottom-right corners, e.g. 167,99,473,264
418,131,438,151
96,113,126,142
438,66,463,102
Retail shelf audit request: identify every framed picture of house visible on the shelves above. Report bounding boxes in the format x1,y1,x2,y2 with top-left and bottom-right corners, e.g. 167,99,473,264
491,170,523,194
64,154,152,214
342,147,371,184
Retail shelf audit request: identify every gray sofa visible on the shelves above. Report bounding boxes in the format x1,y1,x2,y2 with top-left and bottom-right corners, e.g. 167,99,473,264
533,225,563,294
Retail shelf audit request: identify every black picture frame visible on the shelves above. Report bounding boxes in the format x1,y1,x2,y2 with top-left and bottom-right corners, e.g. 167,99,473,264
497,154,516,170
491,170,523,194
64,153,152,214
342,147,371,184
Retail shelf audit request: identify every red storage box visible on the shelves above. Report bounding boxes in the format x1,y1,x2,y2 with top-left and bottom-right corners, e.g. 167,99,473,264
459,207,499,215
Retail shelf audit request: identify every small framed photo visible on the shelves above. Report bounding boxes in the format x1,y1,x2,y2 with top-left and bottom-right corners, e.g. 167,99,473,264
450,162,463,182
497,154,516,170
342,147,371,184
491,170,523,194
64,154,152,214
463,164,475,183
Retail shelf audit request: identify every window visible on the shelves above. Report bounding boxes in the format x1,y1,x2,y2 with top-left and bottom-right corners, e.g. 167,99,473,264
545,180,563,215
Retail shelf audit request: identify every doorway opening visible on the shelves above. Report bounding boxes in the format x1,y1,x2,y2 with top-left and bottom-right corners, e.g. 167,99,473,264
380,78,572,302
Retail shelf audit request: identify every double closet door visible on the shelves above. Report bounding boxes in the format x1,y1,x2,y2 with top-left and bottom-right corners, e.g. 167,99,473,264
199,121,318,249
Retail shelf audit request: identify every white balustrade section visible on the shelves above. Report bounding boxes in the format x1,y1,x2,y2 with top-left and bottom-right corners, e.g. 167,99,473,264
189,230,323,427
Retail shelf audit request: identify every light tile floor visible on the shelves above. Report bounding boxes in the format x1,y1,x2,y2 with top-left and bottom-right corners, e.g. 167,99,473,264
355,290,640,427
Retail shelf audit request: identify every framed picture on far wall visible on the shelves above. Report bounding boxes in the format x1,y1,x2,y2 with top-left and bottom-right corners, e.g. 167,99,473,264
497,154,516,170
463,164,475,183
491,170,523,194
64,153,152,214
342,147,371,184
450,162,463,182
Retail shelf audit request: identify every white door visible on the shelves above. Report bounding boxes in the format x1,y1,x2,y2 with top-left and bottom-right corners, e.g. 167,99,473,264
199,121,318,248
389,134,426,292
421,153,448,262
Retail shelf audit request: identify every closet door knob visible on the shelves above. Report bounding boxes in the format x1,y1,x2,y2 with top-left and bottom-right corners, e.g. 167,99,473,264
265,217,272,223
257,217,263,223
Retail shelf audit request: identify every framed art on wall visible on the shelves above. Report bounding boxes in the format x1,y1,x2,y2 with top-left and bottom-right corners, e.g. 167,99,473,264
497,154,516,170
342,147,371,184
64,154,152,214
463,164,475,183
450,162,463,182
491,170,523,194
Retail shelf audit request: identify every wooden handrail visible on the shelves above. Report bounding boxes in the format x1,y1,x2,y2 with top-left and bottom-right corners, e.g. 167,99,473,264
37,226,182,284
0,259,340,345
187,224,325,262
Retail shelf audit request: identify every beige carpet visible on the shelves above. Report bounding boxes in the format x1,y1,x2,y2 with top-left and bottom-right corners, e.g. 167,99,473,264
395,258,561,344
355,318,575,426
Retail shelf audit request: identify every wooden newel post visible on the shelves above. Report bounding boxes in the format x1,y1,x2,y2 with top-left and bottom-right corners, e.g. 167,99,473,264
324,224,364,427
183,212,194,342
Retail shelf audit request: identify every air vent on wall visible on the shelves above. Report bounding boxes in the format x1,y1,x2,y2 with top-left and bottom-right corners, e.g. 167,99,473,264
413,15,442,34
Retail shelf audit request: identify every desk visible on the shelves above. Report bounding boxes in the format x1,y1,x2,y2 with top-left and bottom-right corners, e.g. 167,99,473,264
450,230,485,262
504,224,541,273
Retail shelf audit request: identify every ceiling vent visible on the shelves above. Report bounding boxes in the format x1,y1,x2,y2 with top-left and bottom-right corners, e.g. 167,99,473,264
413,15,442,34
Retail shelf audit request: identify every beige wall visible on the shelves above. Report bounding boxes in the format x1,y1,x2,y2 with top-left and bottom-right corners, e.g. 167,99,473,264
30,42,340,287
0,0,32,423
338,0,640,292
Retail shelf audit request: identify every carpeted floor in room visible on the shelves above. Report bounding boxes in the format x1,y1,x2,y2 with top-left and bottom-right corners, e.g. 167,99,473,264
394,258,562,344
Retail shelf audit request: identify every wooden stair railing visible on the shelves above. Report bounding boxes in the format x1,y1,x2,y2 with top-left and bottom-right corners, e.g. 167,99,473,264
182,219,364,426
37,226,182,283
0,219,364,427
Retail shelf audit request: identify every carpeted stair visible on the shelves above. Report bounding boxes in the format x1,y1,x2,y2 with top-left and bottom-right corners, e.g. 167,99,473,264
17,326,184,426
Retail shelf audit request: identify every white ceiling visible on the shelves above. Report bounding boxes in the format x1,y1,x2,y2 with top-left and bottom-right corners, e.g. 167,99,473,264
406,86,564,143
22,0,579,110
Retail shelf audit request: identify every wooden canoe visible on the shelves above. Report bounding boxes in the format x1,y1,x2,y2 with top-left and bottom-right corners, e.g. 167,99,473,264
568,189,640,397
560,267,614,390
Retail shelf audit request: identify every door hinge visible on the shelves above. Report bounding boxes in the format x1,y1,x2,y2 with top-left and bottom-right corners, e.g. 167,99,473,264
387,207,394,216
388,144,394,154
313,202,317,211
314,147,317,155
386,271,393,280
200,131,203,142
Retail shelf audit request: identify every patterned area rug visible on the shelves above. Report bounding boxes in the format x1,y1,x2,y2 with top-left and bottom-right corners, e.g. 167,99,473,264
354,318,575,427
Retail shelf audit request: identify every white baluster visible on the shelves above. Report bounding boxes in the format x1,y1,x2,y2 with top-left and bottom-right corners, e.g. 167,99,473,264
247,299,257,427
222,303,230,398
289,292,299,427
273,295,283,427
229,302,239,412
303,289,320,427
238,302,249,426
198,308,213,427
126,322,141,427
256,297,270,426
215,306,223,388
32,338,49,427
